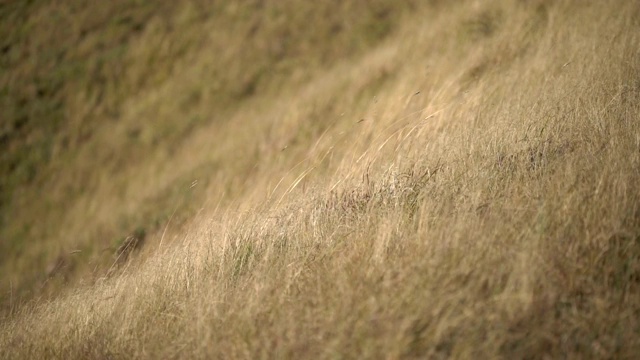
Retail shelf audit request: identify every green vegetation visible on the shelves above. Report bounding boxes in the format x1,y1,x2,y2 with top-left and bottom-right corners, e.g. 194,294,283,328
2,0,640,358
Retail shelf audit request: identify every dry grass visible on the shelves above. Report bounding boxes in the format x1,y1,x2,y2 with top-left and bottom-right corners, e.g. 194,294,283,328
0,0,421,307
2,0,640,358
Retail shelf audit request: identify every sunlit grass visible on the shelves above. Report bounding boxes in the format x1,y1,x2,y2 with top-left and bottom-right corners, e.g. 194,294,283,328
2,0,640,358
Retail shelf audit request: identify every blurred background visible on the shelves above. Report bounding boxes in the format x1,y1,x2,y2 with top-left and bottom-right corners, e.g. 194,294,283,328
1,0,427,310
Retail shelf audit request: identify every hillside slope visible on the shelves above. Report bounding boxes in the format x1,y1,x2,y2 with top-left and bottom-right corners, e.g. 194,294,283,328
1,0,421,309
2,0,640,358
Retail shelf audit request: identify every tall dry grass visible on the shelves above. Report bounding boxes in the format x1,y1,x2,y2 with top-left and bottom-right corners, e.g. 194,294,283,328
2,0,640,358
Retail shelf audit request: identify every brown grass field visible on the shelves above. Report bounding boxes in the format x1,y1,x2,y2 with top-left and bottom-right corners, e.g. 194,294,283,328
1,0,640,358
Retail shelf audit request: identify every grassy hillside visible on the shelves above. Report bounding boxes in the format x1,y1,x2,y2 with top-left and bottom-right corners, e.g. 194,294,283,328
2,0,640,358
1,0,420,308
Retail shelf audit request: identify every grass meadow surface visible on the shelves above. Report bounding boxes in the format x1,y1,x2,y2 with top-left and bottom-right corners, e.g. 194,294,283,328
2,0,640,358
